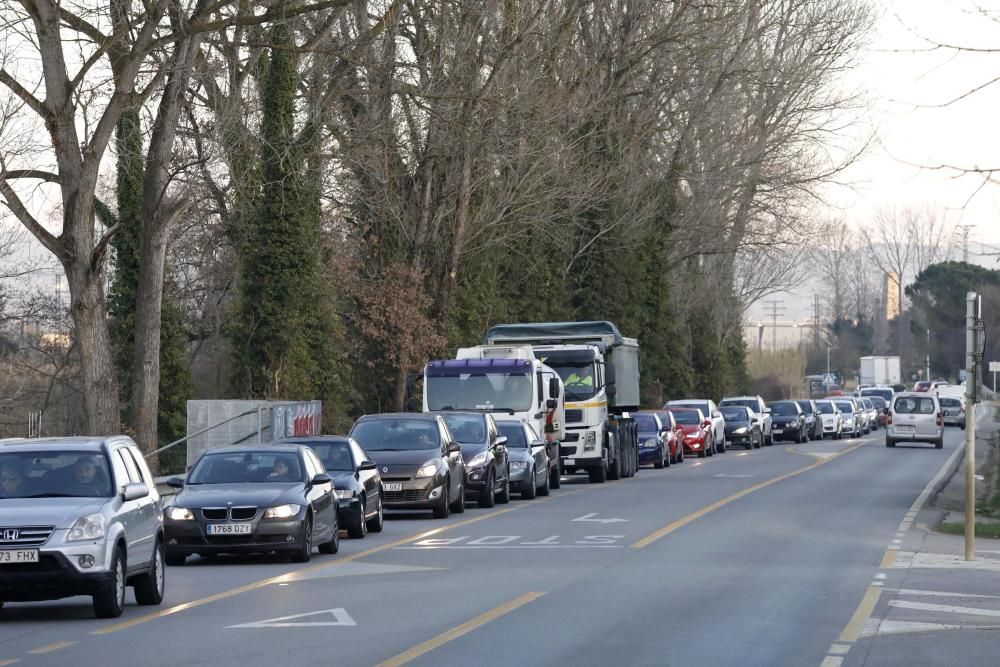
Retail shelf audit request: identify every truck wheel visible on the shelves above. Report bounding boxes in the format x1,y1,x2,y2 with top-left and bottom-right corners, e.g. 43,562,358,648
589,460,607,483
608,451,621,480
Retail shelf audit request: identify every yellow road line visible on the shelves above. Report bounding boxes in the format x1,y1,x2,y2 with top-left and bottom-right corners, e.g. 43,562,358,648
880,550,897,569
375,592,545,667
93,505,523,636
0,660,19,666
839,585,882,642
28,641,76,654
631,442,866,548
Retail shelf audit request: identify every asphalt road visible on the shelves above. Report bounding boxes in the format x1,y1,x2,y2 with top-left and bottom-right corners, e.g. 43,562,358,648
0,426,966,667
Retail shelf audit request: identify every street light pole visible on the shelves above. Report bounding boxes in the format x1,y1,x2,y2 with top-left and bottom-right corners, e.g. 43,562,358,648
965,292,978,561
926,329,931,381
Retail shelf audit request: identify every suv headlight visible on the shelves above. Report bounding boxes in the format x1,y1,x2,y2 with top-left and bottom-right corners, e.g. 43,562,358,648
264,504,302,519
510,460,527,469
415,460,440,478
335,489,355,500
165,507,195,521
67,513,106,541
733,427,747,435
467,452,488,468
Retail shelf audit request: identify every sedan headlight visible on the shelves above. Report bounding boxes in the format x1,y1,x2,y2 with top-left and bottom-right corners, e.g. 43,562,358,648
67,513,106,541
415,460,441,478
263,504,302,519
467,452,488,468
733,427,747,435
510,460,527,469
642,439,658,449
165,507,195,521
335,489,355,500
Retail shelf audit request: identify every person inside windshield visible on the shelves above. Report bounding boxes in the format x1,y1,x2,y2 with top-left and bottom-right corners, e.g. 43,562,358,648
268,457,294,481
564,366,594,390
1,460,25,498
73,456,100,487
325,446,352,471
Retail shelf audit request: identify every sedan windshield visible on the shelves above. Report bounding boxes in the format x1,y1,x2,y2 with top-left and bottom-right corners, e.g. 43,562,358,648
0,451,113,499
815,402,836,414
307,441,354,471
496,423,528,448
722,399,758,412
835,401,854,414
769,403,798,417
187,451,304,484
939,398,962,408
442,414,487,444
721,408,748,422
351,419,441,451
669,410,700,425
794,401,813,414
634,414,659,432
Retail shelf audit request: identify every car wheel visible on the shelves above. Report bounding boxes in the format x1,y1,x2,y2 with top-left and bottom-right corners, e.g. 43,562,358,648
653,449,664,469
716,437,726,454
319,514,341,554
133,539,165,606
538,467,551,496
886,437,895,448
935,438,944,449
676,444,684,462
697,445,707,458
765,432,774,446
550,462,562,489
347,498,367,539
960,423,967,430
291,515,313,563
706,439,715,456
522,467,537,499
433,481,451,519
93,546,126,618
497,469,511,504
366,494,384,533
450,480,466,513
480,470,496,508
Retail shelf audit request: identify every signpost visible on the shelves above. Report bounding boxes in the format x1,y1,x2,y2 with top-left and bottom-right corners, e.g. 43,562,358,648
990,361,1000,393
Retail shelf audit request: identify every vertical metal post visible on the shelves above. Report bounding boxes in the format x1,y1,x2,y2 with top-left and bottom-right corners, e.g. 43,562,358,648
926,329,931,381
257,406,263,444
965,292,977,561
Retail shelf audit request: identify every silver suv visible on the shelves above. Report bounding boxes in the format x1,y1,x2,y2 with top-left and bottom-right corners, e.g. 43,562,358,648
0,436,165,617
886,393,944,449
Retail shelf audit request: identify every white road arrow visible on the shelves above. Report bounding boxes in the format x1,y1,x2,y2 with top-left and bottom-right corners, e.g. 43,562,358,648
228,608,357,629
572,513,629,524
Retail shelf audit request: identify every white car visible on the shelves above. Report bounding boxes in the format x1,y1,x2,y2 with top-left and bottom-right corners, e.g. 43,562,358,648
814,400,843,439
887,392,944,448
665,399,726,454
833,398,861,438
938,396,966,429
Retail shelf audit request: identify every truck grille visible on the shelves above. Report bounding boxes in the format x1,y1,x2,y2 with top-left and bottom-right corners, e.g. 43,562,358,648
0,526,54,547
560,445,577,457
565,409,584,424
562,432,580,442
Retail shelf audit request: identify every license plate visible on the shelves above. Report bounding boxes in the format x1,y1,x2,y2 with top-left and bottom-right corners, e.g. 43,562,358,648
896,425,914,433
384,482,403,492
563,459,575,465
206,523,252,535
772,429,783,435
0,549,39,563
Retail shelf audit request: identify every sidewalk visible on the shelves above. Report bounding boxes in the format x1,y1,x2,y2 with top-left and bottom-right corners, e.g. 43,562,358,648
842,401,1000,667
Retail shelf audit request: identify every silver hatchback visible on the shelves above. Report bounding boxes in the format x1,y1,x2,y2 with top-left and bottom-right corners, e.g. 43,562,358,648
886,393,944,449
0,437,165,617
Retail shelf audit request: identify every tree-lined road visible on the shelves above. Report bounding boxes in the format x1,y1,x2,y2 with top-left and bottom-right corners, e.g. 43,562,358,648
0,430,963,667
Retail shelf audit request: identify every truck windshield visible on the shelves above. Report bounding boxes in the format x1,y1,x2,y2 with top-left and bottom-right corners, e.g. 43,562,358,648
548,362,598,401
426,373,534,412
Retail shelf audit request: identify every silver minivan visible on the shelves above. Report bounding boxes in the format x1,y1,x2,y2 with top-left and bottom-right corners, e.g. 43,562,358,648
0,436,165,617
886,393,944,449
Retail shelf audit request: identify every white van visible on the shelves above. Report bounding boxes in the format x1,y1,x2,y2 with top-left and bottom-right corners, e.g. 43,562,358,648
886,392,944,449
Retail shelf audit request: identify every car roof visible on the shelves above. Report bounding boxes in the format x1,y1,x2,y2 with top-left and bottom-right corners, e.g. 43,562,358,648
276,436,350,444
0,436,133,452
201,445,304,456
437,411,488,420
356,412,439,422
893,392,937,399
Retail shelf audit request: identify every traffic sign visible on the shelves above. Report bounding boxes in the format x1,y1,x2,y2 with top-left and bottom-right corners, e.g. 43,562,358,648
990,361,1000,373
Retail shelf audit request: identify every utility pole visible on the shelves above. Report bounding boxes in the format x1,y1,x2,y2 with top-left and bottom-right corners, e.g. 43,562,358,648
763,300,785,351
813,294,821,349
957,224,975,264
965,292,980,561
926,329,931,381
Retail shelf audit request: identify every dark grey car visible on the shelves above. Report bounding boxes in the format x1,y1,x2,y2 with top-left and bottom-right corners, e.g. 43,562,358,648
349,413,466,518
441,412,511,508
164,445,339,564
496,419,551,499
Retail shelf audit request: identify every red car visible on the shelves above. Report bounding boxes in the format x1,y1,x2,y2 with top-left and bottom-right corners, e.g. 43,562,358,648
667,407,714,458
655,410,686,464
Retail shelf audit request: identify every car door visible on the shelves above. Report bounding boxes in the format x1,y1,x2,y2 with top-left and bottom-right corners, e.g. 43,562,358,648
123,445,160,563
350,438,380,518
439,419,464,499
109,446,151,569
489,416,509,487
302,450,335,541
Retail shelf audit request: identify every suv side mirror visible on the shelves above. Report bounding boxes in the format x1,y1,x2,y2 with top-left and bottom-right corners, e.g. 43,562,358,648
359,460,377,471
531,440,545,449
763,407,772,414
122,482,149,502
548,377,560,399
495,436,508,447
310,473,333,486
166,476,185,489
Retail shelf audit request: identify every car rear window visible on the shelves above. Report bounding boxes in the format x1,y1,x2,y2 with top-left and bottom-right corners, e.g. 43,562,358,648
894,397,937,415
350,419,442,451
496,422,528,448
634,414,658,431
669,410,699,425
939,398,962,408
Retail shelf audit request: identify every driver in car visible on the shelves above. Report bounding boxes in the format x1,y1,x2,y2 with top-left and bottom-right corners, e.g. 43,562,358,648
73,456,99,487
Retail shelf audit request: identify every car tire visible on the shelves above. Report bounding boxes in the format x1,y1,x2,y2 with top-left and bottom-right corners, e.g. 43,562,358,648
347,498,367,539
765,432,774,446
550,462,561,489
133,539,165,606
538,468,551,496
522,468,537,499
886,437,895,448
165,552,187,567
433,482,451,519
93,546,126,619
450,481,466,514
290,515,313,563
589,459,607,483
960,423,967,430
479,470,496,508
653,449,664,469
366,495,384,533
676,444,684,462
319,516,340,554
935,438,944,449
497,471,511,504
716,437,726,454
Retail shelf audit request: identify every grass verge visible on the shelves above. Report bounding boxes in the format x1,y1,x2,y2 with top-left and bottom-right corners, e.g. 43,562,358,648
938,522,1000,539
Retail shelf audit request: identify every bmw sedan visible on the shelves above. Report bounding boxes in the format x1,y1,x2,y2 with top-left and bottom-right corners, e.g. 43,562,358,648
281,436,384,539
349,413,466,518
163,445,339,565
